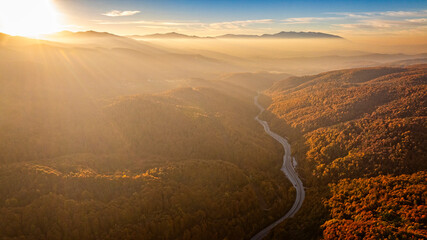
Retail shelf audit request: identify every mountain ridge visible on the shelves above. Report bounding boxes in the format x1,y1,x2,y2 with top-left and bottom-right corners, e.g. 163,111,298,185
132,32,214,39
219,31,342,39
129,31,343,39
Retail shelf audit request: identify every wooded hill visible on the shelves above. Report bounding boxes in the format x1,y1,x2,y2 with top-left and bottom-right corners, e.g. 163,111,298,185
0,79,296,239
262,65,426,239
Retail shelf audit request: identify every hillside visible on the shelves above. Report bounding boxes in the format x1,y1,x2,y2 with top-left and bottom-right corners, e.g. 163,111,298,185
104,87,281,168
323,172,426,239
261,65,427,239
0,73,297,239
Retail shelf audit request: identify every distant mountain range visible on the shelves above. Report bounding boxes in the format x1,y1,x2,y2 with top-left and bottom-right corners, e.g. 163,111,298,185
52,30,120,38
44,30,341,41
218,31,342,39
129,31,343,39
129,32,214,39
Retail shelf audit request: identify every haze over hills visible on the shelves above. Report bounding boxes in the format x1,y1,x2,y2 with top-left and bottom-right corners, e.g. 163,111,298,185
218,31,342,39
0,30,254,97
2,30,424,79
129,31,342,39
134,32,213,39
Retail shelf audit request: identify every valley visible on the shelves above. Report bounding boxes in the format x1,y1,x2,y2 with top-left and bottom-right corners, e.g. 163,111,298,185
251,94,305,240
0,26,426,239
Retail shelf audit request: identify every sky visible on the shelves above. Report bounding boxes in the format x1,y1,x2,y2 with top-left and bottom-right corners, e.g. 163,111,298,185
1,0,427,38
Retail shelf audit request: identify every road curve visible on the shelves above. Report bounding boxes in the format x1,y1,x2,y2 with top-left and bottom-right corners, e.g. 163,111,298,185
251,94,305,240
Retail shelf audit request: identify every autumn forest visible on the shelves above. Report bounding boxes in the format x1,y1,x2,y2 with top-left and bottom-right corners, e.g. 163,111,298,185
1,0,427,239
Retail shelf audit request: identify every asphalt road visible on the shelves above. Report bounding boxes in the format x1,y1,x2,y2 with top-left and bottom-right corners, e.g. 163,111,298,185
251,94,305,240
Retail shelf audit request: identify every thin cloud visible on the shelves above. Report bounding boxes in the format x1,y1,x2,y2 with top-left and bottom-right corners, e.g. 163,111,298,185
95,20,204,26
329,10,427,18
282,17,340,24
213,19,273,25
407,18,427,23
209,19,273,29
102,10,140,17
335,18,427,30
324,10,427,33
94,10,427,35
379,10,427,17
95,19,273,30
327,12,370,18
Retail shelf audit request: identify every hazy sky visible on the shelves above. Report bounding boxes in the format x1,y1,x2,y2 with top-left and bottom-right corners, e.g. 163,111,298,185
49,0,426,36
0,0,426,38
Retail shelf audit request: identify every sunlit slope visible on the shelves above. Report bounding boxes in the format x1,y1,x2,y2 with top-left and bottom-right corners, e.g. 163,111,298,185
267,65,427,179
262,65,426,239
323,172,426,239
0,59,123,163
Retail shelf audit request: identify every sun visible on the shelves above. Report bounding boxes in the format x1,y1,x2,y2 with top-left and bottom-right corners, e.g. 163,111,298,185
0,0,61,37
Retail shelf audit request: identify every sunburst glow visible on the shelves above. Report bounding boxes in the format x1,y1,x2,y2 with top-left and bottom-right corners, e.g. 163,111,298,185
0,0,60,37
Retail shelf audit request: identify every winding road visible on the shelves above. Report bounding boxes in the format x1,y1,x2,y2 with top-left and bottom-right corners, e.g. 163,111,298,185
251,94,305,240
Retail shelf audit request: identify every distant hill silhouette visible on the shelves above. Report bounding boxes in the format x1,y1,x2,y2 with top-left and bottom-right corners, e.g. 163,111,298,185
218,31,342,39
130,31,342,39
132,32,213,39
53,30,120,38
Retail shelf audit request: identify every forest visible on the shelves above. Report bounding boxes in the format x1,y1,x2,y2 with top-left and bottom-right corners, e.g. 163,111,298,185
262,65,426,239
0,70,297,239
